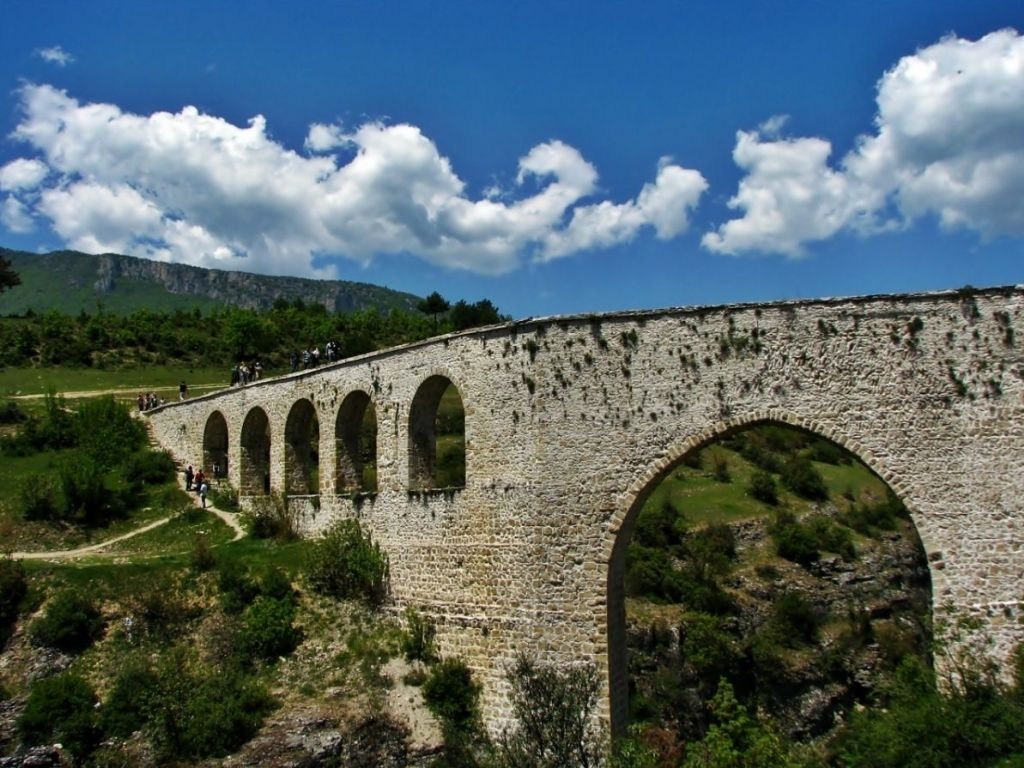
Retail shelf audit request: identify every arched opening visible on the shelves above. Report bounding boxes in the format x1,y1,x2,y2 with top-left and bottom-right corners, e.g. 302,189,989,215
284,398,319,495
335,391,378,493
607,421,931,754
408,376,465,490
202,411,229,479
240,407,271,495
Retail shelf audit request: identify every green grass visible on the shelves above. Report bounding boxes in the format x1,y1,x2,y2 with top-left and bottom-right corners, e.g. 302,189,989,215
101,507,236,556
641,442,887,526
0,365,229,398
0,450,191,553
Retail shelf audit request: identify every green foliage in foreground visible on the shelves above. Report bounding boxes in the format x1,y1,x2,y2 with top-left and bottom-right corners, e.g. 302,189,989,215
2,391,173,531
498,655,603,768
0,556,27,642
306,519,390,606
17,671,100,759
29,590,105,653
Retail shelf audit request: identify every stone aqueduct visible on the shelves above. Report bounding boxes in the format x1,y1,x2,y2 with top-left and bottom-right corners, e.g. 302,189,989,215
147,286,1024,736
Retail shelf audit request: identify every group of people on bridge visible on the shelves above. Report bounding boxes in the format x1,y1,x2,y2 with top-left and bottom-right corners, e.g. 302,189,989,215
230,361,263,386
290,340,342,372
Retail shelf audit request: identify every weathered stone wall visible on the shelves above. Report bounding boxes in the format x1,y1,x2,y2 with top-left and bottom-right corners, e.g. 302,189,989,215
145,286,1024,736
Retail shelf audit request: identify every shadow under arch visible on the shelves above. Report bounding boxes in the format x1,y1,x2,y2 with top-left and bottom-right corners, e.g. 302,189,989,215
202,410,229,479
285,398,320,495
336,390,377,493
603,410,933,739
408,374,466,490
240,406,271,495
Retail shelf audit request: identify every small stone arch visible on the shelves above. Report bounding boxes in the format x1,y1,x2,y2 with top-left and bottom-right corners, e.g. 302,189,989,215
408,374,466,490
285,398,320,495
202,410,229,479
602,409,931,737
240,407,271,495
335,390,378,493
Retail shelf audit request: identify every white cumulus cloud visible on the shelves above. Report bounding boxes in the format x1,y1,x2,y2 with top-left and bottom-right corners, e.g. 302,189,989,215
35,46,74,67
2,84,707,277
705,28,1024,256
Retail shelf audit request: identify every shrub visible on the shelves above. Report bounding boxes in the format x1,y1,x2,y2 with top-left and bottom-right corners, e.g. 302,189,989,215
748,471,778,505
190,533,217,571
780,455,828,501
17,671,99,759
30,590,105,652
237,596,302,663
123,449,177,486
127,576,197,642
58,449,119,526
711,452,731,483
769,591,822,647
769,510,820,566
0,556,27,639
0,400,26,424
402,608,437,663
217,559,261,614
101,657,159,737
209,483,239,512
422,657,481,734
244,492,297,540
842,491,908,536
259,565,297,603
149,652,274,761
499,655,602,768
19,474,60,521
306,519,390,606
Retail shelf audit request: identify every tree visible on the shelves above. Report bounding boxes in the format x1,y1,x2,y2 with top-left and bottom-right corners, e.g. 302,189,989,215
417,291,450,331
0,255,20,296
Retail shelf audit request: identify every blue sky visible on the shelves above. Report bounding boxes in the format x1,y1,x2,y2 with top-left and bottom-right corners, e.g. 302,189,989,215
0,0,1021,319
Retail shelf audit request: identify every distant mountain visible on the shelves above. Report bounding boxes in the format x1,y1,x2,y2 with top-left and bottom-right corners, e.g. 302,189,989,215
0,248,423,316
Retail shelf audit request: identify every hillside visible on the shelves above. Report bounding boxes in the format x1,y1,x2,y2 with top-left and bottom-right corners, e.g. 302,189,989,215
0,248,422,316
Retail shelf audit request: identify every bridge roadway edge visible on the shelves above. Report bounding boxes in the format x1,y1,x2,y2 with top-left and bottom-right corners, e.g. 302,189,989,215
145,285,1024,739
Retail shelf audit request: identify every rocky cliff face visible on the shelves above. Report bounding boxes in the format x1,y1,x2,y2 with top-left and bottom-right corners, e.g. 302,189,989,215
2,248,422,315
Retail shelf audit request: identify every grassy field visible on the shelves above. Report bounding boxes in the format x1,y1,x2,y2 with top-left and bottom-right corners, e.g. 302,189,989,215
0,364,232,399
639,439,888,526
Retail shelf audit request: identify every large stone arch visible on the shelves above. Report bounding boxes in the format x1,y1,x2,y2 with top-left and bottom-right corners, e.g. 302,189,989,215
240,406,271,495
602,408,934,736
285,398,320,495
202,410,229,479
408,373,466,490
335,390,377,493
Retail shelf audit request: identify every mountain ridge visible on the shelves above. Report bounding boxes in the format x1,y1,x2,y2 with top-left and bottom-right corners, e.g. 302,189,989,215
0,248,423,316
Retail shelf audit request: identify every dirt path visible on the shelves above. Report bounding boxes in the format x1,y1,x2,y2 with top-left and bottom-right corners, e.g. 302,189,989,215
9,384,224,400
10,476,245,561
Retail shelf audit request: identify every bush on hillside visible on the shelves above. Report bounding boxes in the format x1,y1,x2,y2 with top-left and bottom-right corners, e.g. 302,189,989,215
306,519,390,606
19,474,60,521
29,591,105,653
498,655,602,768
17,672,100,759
780,455,828,501
422,657,482,734
148,650,274,761
748,471,778,505
236,596,302,663
0,556,27,639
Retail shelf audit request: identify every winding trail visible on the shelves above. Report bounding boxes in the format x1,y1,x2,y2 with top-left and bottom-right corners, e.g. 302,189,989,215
10,475,245,561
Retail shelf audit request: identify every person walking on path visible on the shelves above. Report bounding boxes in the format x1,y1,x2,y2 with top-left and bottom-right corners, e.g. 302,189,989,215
185,464,194,491
199,480,209,508
179,380,188,400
